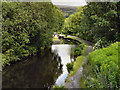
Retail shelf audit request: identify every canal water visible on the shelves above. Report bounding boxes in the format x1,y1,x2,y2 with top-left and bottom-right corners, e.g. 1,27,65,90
52,44,75,86
2,42,75,88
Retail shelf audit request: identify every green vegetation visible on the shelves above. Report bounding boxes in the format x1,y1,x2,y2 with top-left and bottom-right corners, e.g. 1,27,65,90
2,1,119,88
52,37,60,42
82,42,119,88
74,44,85,58
65,36,87,45
66,63,73,73
62,2,119,46
69,56,85,77
69,43,88,77
53,84,65,89
66,38,88,82
62,3,119,88
62,6,84,35
60,39,65,44
2,2,64,67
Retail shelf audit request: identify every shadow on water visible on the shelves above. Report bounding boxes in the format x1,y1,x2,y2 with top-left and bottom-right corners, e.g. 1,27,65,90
2,50,63,88
2,38,76,88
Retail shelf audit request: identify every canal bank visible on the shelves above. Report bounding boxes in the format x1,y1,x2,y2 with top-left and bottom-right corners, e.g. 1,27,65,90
64,36,93,88
52,35,93,88
2,36,78,88
3,35,92,88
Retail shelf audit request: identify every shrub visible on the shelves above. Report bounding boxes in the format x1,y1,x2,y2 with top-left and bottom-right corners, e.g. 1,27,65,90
60,39,64,44
83,42,120,88
66,63,73,72
79,43,85,50
93,38,112,50
74,46,83,57
74,43,85,57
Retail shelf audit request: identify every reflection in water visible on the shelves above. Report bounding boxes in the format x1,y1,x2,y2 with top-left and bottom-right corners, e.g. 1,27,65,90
51,44,75,86
2,50,62,88
2,44,75,88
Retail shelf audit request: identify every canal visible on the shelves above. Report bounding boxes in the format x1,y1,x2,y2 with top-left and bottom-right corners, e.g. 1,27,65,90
2,39,77,88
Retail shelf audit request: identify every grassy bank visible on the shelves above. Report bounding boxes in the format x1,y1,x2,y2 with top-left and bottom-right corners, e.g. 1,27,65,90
52,36,60,42
65,36,88,83
52,36,65,44
68,56,84,77
82,42,119,88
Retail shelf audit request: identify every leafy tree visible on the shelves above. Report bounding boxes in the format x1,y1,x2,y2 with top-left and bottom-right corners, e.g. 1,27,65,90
62,2,119,44
62,6,84,35
2,2,64,67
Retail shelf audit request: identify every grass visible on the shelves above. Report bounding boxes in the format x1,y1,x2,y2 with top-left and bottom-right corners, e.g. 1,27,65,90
53,84,65,89
80,77,85,88
52,36,60,42
82,42,119,88
52,35,89,87
60,39,65,44
69,56,85,76
81,45,88,56
65,36,88,83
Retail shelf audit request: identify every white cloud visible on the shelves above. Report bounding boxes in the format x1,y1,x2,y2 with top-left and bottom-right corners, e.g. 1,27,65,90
51,0,87,6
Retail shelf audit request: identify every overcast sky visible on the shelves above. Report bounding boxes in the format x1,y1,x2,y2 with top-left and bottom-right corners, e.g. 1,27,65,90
51,0,87,7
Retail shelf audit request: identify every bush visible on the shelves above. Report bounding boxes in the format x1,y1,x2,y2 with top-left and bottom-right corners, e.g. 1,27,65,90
79,43,85,50
93,38,112,50
60,39,64,44
74,48,81,57
83,42,120,88
74,44,84,57
66,63,73,72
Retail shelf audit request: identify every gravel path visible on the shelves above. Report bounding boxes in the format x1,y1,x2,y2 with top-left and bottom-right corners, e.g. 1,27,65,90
65,36,93,88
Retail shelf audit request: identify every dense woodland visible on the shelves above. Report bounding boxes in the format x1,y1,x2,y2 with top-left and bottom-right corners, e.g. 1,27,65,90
1,1,120,88
62,2,119,44
2,2,64,67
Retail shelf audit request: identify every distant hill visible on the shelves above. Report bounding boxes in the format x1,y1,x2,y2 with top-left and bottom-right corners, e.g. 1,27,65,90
56,5,77,18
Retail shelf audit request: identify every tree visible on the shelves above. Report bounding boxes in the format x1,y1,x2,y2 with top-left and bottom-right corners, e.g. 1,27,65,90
2,2,64,66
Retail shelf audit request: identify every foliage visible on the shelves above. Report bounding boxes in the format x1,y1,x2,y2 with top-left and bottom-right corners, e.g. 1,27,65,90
66,45,87,83
62,2,119,44
53,84,65,89
83,42,119,88
62,6,84,35
60,39,64,44
74,43,85,58
66,63,73,73
70,56,85,77
66,38,87,77
74,47,82,58
66,36,87,46
93,38,112,50
52,37,60,42
2,2,64,67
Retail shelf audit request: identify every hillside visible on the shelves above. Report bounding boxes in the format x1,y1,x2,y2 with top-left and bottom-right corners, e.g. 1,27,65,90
56,5,77,18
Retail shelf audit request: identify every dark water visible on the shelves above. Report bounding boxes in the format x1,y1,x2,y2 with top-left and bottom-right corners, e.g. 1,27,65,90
2,50,62,88
2,44,75,88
